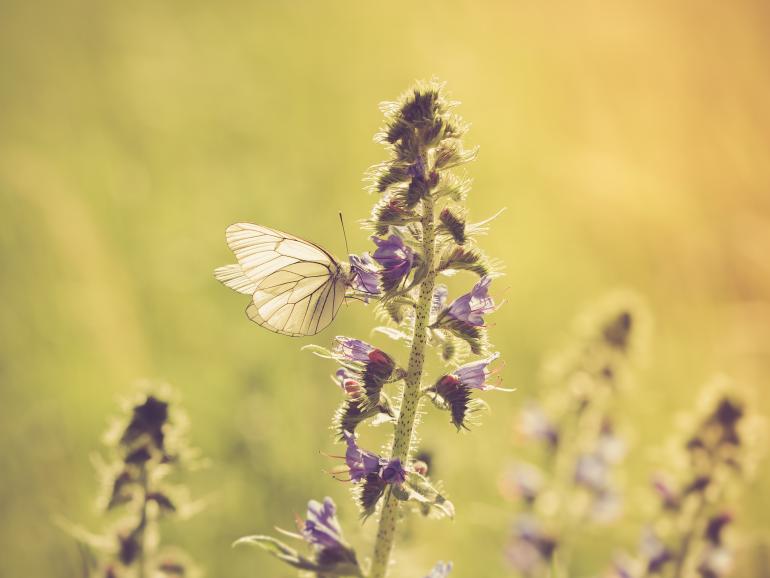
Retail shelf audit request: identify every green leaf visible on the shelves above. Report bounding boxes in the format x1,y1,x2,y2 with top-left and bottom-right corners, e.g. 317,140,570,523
232,535,316,571
393,472,455,520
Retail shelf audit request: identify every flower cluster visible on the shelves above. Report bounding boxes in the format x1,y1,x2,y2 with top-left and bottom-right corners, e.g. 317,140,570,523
611,380,763,578
64,387,202,578
236,81,504,577
501,295,647,576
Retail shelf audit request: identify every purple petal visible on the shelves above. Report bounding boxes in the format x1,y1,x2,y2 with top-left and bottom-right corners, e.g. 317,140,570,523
446,276,495,326
334,336,375,363
344,432,382,482
302,497,345,550
453,353,499,389
349,253,381,295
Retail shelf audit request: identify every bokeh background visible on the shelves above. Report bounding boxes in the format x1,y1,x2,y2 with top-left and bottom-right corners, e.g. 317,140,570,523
1,1,769,577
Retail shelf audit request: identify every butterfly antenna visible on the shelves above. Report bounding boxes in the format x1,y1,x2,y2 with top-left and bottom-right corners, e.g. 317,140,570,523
339,211,351,256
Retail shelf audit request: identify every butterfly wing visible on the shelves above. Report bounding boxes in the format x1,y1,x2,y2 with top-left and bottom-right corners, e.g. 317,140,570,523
215,223,348,336
247,262,348,336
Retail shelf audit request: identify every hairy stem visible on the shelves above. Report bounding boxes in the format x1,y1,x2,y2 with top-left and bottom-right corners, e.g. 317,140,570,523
370,194,437,578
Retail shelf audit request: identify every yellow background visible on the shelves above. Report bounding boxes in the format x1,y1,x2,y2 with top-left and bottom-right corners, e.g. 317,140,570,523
1,1,769,576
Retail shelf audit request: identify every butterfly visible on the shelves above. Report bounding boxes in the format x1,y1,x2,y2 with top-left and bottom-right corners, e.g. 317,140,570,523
215,223,375,336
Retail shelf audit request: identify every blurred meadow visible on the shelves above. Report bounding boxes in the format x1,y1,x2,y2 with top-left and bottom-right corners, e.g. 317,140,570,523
2,1,770,577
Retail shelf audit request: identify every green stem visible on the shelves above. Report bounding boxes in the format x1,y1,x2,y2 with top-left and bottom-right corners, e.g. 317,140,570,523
369,194,437,578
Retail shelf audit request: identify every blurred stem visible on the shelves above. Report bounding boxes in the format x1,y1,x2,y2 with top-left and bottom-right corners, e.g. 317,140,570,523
137,464,149,578
369,193,436,578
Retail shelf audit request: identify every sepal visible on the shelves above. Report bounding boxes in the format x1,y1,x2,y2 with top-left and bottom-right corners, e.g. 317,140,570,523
392,472,456,520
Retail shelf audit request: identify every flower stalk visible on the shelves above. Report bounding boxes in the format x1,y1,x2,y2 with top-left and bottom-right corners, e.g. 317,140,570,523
230,80,505,578
371,194,437,578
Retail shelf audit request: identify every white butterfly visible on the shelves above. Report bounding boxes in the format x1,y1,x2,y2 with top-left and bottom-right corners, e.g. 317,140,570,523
215,223,358,336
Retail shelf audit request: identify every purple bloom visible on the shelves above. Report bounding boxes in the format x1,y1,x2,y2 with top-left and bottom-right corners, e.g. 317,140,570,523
500,462,543,503
424,561,453,578
452,353,506,391
444,276,496,326
342,432,405,485
334,337,375,363
348,253,380,296
519,403,560,449
301,497,347,551
344,432,383,482
381,458,406,484
372,234,415,290
574,453,609,491
332,337,397,408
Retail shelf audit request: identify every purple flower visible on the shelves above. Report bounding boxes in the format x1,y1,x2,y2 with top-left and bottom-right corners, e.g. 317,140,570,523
344,432,383,482
519,403,560,449
332,337,397,408
372,234,415,291
301,497,347,551
500,462,543,503
334,336,376,363
574,453,609,492
452,353,506,391
506,516,557,573
381,458,406,484
424,561,453,578
342,432,405,485
444,276,496,326
348,253,381,296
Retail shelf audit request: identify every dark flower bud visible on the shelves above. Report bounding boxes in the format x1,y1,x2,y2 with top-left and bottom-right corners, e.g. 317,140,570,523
602,310,633,351
704,513,732,546
358,473,387,518
120,396,169,453
438,208,466,245
684,476,711,495
333,395,394,440
118,532,141,566
437,245,492,278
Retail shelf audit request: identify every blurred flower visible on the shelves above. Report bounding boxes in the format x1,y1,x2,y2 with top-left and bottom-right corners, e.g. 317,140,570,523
640,527,672,574
652,474,681,510
499,462,544,504
424,561,453,577
697,546,733,578
704,513,732,546
574,453,609,492
519,402,559,449
506,516,557,574
372,234,415,291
